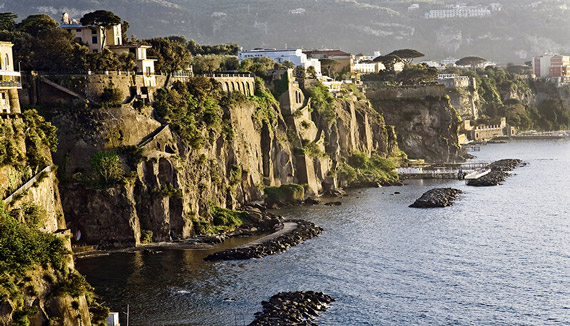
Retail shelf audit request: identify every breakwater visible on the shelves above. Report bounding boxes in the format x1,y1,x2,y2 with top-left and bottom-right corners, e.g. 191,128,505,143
204,219,322,261
249,291,334,326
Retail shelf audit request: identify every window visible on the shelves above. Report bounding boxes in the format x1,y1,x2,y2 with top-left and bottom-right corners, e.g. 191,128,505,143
76,29,81,32
92,29,97,34
1,93,6,106
92,36,98,44
4,54,8,68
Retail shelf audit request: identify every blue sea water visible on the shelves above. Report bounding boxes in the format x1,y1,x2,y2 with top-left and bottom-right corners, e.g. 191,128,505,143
77,140,570,325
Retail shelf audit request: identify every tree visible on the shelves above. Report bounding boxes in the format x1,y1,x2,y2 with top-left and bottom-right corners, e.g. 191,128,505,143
192,54,222,74
387,49,424,64
373,54,401,72
456,56,487,68
0,12,17,31
16,14,58,37
91,151,124,186
320,58,340,79
80,10,122,50
146,37,191,73
397,64,438,85
306,66,318,79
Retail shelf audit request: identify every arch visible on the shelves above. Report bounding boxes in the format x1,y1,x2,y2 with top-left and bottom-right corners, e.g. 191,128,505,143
242,82,247,95
245,82,251,96
231,82,236,92
236,81,242,92
224,82,231,94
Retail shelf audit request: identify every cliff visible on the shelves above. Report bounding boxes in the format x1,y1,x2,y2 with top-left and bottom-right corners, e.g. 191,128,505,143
367,87,462,162
45,77,399,247
0,112,104,326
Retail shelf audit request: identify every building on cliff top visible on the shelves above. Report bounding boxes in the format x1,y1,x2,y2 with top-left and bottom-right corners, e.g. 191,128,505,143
238,48,322,77
59,12,122,52
0,41,21,115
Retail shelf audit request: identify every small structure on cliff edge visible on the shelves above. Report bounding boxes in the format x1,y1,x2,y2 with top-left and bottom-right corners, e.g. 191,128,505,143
0,41,22,116
460,117,515,142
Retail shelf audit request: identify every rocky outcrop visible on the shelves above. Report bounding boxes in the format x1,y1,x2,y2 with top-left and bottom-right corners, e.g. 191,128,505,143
204,220,322,261
0,116,97,326
409,188,462,208
51,91,398,247
467,159,523,186
249,291,334,326
367,90,462,162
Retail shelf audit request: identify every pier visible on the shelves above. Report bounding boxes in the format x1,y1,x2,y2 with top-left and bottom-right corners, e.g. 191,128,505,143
397,162,490,179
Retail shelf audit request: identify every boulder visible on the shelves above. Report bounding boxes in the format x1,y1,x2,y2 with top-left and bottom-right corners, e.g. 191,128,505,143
409,188,462,208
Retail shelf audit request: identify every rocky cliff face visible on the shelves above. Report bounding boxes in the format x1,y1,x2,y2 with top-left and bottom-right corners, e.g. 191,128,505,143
368,94,462,163
52,91,398,247
0,115,96,326
447,87,480,119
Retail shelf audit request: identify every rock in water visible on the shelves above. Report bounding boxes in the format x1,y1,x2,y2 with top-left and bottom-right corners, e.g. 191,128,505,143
249,291,334,326
467,159,523,186
409,188,462,208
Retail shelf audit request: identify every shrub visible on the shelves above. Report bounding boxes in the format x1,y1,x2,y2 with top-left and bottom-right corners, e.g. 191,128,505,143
141,230,153,244
264,183,305,204
90,151,125,187
100,86,123,107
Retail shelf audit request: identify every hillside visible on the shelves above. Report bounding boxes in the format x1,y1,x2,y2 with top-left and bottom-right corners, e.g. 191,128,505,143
5,0,570,62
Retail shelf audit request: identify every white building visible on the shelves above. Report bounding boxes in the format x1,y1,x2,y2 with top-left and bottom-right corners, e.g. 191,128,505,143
238,49,321,76
425,6,492,19
353,62,385,74
59,13,122,52
0,42,21,114
109,44,157,85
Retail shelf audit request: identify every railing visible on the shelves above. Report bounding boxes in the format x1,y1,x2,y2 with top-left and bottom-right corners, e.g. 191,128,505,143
0,80,21,88
4,166,52,204
0,74,22,88
195,73,253,78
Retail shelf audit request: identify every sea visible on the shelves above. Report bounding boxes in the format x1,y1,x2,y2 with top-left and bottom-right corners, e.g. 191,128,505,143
76,139,570,326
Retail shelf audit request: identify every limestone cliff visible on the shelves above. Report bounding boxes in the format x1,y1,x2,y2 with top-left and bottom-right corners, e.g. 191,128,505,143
447,87,480,119
367,89,462,163
49,82,399,247
0,113,102,326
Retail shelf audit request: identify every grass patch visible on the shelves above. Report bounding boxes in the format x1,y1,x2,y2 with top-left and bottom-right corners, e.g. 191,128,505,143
264,183,305,205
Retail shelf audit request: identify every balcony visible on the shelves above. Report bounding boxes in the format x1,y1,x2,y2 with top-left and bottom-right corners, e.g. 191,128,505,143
0,71,21,89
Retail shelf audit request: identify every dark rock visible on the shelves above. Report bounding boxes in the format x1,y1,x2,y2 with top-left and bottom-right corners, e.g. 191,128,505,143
304,197,320,205
249,291,334,326
324,201,341,206
467,159,523,187
204,220,322,261
409,188,462,208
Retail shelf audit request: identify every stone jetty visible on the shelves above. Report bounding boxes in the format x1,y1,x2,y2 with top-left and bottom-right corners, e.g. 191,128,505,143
467,159,523,186
409,188,462,208
204,220,322,261
249,291,334,326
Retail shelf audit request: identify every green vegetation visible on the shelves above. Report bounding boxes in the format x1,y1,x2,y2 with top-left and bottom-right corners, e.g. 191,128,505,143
251,77,279,129
335,151,398,185
264,184,305,205
90,151,125,187
153,77,228,148
307,82,336,126
141,230,153,244
100,85,123,107
193,206,254,235
0,205,67,277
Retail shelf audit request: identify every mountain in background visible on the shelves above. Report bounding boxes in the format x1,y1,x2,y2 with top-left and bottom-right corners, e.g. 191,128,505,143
3,0,570,63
